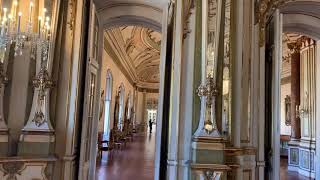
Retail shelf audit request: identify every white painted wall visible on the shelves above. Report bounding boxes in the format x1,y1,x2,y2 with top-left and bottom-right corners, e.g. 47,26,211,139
136,91,145,125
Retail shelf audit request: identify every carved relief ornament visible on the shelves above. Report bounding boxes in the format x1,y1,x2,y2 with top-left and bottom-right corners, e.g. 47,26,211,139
256,0,295,47
1,162,25,180
183,0,195,39
67,0,77,33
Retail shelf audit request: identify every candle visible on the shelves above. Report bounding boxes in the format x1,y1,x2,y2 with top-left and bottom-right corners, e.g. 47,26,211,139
0,21,4,36
38,16,42,37
17,12,21,33
29,2,34,23
46,16,50,23
3,8,7,22
46,25,50,40
7,14,12,34
42,8,47,28
3,8,7,34
11,1,17,21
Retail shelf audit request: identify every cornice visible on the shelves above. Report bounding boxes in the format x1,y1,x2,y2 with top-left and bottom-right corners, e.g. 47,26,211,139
136,87,159,93
96,2,163,13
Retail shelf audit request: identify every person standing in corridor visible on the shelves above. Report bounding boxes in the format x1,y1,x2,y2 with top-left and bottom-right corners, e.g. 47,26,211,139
149,119,153,133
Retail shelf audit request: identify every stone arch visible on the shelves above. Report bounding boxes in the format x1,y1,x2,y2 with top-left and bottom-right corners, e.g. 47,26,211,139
264,1,320,179
281,1,320,40
97,3,163,32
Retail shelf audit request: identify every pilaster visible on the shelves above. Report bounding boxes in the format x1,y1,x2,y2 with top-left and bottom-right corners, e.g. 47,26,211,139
18,21,55,156
288,42,301,139
0,62,9,156
166,0,184,178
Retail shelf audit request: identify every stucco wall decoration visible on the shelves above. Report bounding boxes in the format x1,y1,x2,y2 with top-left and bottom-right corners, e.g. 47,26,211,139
104,26,161,89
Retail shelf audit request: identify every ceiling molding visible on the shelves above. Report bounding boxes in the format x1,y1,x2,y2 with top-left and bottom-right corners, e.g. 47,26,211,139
104,36,136,85
104,25,161,90
137,87,159,93
96,2,163,32
95,2,163,13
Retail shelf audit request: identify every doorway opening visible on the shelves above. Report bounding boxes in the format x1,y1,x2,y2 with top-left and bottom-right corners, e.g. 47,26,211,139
264,2,320,179
94,25,164,180
278,33,316,180
77,1,175,179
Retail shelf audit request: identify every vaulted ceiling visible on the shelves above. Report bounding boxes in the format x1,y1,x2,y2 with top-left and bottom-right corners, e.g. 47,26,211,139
94,0,168,10
104,26,161,89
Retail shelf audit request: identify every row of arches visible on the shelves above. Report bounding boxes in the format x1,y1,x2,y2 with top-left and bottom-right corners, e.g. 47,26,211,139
102,69,134,136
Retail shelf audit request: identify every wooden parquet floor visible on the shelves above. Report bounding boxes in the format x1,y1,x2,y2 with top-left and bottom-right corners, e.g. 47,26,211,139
95,131,155,180
96,134,314,180
280,157,312,180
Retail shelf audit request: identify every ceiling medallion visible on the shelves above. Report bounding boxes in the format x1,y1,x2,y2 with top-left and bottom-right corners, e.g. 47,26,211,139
256,0,295,46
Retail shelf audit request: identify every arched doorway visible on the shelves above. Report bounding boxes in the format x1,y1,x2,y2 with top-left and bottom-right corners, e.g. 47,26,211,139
78,1,175,180
260,1,320,179
103,70,113,136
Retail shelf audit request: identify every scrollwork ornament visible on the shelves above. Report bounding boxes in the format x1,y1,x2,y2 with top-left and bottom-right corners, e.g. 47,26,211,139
0,63,8,85
2,162,25,180
203,170,221,180
197,75,219,135
256,0,296,46
31,67,53,127
67,0,76,34
32,111,46,127
197,75,218,104
32,67,54,100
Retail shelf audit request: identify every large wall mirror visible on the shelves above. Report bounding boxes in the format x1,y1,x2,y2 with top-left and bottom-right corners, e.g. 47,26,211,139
0,0,60,156
195,0,232,139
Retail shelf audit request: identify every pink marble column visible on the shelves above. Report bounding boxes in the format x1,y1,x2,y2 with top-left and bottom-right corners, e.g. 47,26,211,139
289,43,301,139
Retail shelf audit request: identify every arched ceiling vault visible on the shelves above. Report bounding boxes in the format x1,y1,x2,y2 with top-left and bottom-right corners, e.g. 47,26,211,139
94,0,167,32
94,0,168,11
104,26,161,88
281,1,320,40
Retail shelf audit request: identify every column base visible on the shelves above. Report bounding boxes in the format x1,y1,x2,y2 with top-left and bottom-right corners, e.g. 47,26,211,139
0,130,9,156
18,131,55,156
191,137,231,179
192,136,226,164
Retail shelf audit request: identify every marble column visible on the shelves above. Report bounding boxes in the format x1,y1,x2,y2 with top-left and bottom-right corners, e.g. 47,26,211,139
142,90,146,131
289,44,301,139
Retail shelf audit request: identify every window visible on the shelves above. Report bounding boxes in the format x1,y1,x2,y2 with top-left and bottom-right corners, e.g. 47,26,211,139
103,70,113,136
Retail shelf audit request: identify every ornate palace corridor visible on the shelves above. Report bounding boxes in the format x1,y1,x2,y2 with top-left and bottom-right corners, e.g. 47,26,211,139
95,130,156,180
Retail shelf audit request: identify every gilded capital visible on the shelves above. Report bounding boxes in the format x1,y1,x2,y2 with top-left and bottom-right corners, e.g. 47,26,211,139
256,0,296,47
287,41,302,54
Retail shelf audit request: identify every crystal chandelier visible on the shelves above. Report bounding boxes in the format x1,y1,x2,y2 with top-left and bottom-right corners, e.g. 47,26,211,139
0,0,51,59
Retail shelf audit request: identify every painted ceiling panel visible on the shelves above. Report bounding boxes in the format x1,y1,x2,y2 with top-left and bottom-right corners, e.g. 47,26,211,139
95,0,168,10
105,25,161,88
